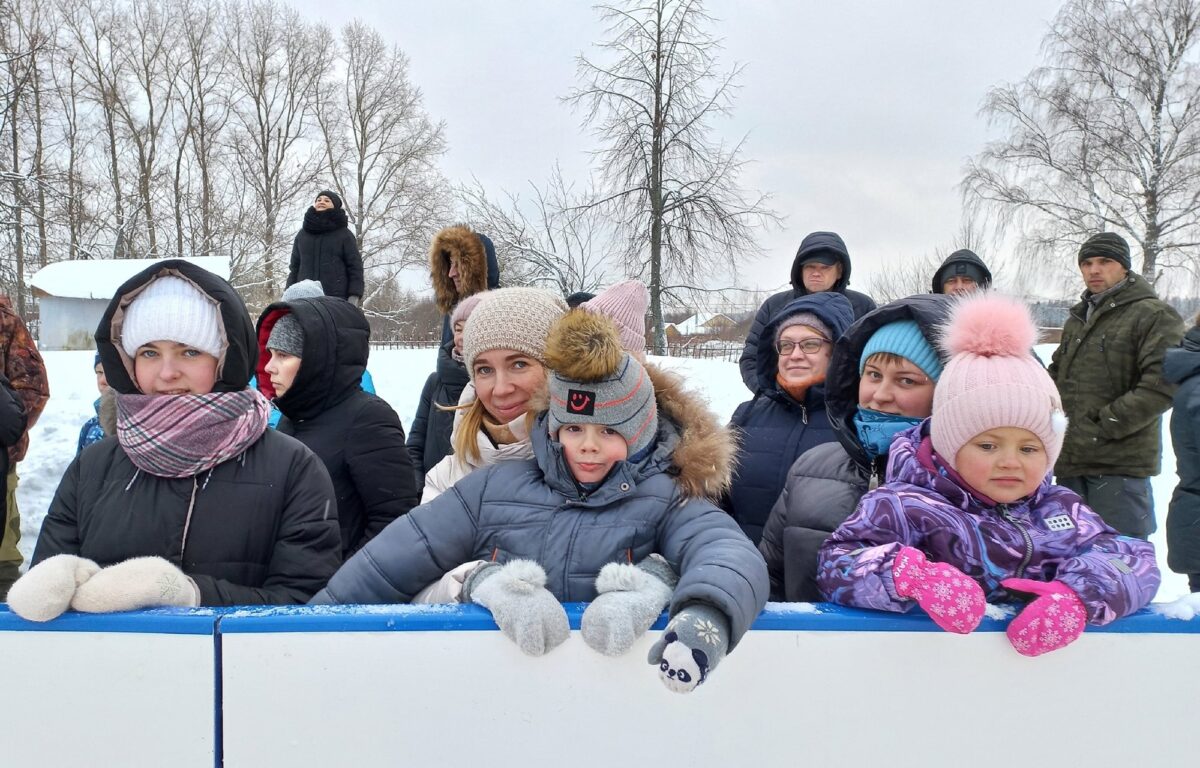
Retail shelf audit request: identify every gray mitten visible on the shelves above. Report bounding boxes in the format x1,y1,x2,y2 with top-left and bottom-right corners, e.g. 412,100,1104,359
647,603,730,694
6,554,101,622
70,556,200,613
463,559,570,657
582,554,678,656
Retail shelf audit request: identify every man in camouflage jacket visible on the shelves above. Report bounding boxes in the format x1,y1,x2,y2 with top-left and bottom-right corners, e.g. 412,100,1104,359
1048,233,1184,538
0,296,49,600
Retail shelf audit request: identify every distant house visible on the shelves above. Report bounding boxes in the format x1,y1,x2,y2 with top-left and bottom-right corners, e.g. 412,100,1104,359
663,312,738,344
30,257,231,350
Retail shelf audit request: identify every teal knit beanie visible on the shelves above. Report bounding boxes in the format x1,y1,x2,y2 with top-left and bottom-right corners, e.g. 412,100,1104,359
859,320,943,381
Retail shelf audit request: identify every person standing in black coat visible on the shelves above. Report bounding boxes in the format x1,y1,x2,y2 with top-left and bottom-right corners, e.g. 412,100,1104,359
738,231,876,391
258,293,419,558
8,260,341,621
1166,318,1200,593
287,190,364,305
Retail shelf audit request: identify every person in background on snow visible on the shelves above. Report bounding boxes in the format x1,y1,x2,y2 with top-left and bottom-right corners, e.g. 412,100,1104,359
312,310,767,694
287,189,364,306
757,294,951,601
406,291,486,485
0,294,48,602
931,248,992,296
723,292,854,545
257,287,418,558
406,224,501,476
76,354,109,454
818,293,1159,656
1164,312,1200,593
1048,232,1184,539
6,260,341,622
738,231,876,391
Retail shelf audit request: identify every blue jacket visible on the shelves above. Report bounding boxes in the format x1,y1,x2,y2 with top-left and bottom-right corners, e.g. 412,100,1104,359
76,398,105,455
725,293,855,544
313,396,768,649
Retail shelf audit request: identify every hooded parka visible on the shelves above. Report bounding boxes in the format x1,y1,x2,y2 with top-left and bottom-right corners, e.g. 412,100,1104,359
724,292,854,544
757,293,953,601
33,260,342,606
287,206,364,300
738,232,877,390
257,296,419,558
313,380,767,650
1165,325,1200,583
931,249,992,294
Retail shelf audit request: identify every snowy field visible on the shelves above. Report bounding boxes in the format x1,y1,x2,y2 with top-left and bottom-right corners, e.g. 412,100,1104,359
14,345,1191,602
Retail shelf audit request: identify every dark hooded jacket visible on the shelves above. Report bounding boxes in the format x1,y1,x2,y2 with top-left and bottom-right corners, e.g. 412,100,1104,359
1047,272,1183,478
312,389,768,652
257,296,418,558
738,231,877,390
757,293,953,601
724,292,855,544
34,259,342,606
1165,325,1200,578
931,249,992,294
288,207,364,300
406,337,471,480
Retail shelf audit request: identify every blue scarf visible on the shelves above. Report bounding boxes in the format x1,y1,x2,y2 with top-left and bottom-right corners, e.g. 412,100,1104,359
854,408,923,461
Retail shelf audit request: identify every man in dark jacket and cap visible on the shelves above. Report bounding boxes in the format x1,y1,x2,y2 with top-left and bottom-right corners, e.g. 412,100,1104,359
738,231,876,391
931,249,992,295
1048,232,1184,538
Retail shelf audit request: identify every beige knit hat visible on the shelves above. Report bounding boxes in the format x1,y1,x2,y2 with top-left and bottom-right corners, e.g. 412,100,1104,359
463,287,568,377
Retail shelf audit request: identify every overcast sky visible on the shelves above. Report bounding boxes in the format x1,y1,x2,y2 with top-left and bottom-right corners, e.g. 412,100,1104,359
283,0,1062,300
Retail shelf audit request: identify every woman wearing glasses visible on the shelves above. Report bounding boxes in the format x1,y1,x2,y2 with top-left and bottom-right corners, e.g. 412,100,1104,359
723,292,855,544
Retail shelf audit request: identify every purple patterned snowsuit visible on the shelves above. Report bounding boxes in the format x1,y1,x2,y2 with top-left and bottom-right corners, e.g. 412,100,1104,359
817,423,1159,625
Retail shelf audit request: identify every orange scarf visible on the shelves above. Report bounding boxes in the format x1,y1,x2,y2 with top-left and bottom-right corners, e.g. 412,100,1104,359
775,371,825,403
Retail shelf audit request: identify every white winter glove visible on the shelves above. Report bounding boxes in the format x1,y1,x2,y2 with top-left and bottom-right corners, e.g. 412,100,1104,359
6,554,101,622
463,559,569,657
70,556,200,613
582,554,677,656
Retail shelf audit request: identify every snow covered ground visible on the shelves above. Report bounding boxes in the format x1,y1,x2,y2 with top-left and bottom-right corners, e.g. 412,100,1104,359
14,345,1191,602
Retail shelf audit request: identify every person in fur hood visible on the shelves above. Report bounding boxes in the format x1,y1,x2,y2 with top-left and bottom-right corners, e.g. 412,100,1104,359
8,260,341,622
287,190,364,304
313,311,767,694
429,223,501,347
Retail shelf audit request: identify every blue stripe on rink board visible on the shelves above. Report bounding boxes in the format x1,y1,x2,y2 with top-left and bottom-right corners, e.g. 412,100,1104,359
0,605,220,634
1,603,1196,635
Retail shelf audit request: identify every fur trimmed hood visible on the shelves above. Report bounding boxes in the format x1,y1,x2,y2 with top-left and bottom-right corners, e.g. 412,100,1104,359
429,225,500,313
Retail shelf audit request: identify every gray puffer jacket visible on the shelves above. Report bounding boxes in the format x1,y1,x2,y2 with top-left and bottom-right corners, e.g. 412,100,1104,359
313,406,768,649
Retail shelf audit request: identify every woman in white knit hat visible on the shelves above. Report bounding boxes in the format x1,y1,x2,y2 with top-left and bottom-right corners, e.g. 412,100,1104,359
6,260,341,622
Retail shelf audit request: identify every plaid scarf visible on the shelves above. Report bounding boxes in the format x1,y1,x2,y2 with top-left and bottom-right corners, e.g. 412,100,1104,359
116,389,270,478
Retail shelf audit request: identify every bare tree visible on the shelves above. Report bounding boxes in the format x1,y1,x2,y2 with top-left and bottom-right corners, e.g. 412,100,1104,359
316,20,450,306
566,0,779,353
456,166,614,297
964,0,1200,285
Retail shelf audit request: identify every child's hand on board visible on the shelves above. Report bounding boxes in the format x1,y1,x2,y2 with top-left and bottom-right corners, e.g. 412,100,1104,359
891,546,986,633
1001,578,1086,657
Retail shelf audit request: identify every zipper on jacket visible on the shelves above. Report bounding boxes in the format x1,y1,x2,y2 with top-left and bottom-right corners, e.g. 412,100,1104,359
997,504,1034,578
801,404,808,425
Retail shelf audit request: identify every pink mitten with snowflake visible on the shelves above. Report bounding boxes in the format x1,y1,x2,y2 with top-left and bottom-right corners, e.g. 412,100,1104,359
1001,578,1086,657
891,546,986,634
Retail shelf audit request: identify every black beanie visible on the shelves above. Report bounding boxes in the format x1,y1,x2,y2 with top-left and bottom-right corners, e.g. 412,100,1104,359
317,189,343,210
1078,232,1131,270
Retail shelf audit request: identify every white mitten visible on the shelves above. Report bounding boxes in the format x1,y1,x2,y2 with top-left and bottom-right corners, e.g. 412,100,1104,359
6,554,101,622
71,556,200,613
582,555,677,656
463,559,569,656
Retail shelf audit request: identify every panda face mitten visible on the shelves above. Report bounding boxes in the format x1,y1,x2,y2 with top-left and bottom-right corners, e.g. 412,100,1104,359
647,603,730,694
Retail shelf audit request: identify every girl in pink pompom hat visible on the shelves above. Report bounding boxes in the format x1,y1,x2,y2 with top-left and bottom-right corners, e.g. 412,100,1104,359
817,292,1160,657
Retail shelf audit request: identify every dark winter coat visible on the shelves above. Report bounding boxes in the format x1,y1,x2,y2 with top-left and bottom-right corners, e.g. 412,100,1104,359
314,378,768,650
817,422,1160,625
34,259,342,606
1165,325,1200,577
287,208,364,300
257,296,419,558
0,375,25,499
406,338,471,480
738,232,876,390
757,293,953,601
1048,272,1184,478
725,292,855,544
931,249,992,293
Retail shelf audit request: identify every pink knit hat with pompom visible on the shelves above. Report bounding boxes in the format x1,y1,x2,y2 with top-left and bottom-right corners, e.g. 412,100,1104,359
931,293,1068,471
582,280,649,357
